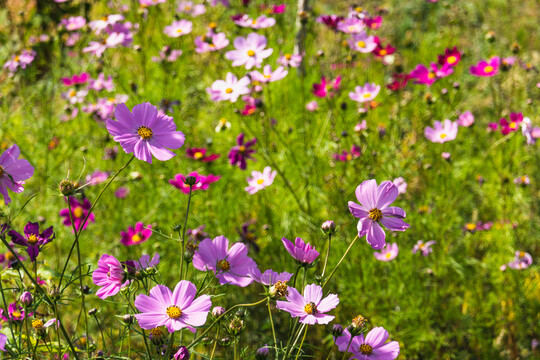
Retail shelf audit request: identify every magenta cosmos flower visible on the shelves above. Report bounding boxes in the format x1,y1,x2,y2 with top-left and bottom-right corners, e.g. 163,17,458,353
0,144,34,205
120,222,152,246
134,281,212,333
225,33,273,70
106,102,185,164
207,73,250,103
59,197,95,232
335,327,400,360
438,47,462,67
424,119,458,143
169,172,221,194
282,237,319,265
374,242,398,262
8,222,54,262
313,76,341,98
276,284,339,325
348,179,410,250
228,133,257,170
185,147,220,162
192,236,257,287
470,56,500,77
93,254,130,299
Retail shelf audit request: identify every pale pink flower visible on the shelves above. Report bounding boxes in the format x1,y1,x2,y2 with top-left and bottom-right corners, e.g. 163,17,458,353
206,73,250,102
225,33,273,70
245,167,277,194
249,65,288,83
164,20,193,38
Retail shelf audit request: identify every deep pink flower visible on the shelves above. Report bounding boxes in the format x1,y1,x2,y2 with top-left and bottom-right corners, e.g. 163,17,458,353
8,222,54,262
364,16,382,29
348,179,410,250
169,172,221,194
333,145,361,162
192,236,257,287
93,254,130,299
499,112,523,135
59,197,95,232
282,237,319,264
61,72,90,86
120,222,152,246
134,281,212,333
276,284,339,325
313,76,341,98
316,15,344,30
0,144,34,205
470,57,500,77
372,39,395,58
335,327,400,359
409,64,437,86
106,102,185,164
228,133,257,170
438,47,461,67
1,302,31,322
386,73,411,91
186,148,220,162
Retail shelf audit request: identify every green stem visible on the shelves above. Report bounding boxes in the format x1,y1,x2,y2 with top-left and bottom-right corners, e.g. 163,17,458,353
294,325,308,360
321,234,332,278
322,236,359,290
179,185,193,281
267,300,278,359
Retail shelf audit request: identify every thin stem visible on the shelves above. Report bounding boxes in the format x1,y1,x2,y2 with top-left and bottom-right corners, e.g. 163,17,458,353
187,298,267,349
267,300,278,359
285,323,306,359
322,236,359,290
321,234,332,278
179,185,193,281
209,327,219,360
0,275,18,352
92,313,106,350
294,325,308,360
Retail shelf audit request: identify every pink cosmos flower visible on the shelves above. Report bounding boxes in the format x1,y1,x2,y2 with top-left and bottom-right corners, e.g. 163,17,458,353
207,73,250,103
194,33,229,53
438,47,461,67
3,50,36,73
276,284,339,325
335,327,400,360
60,197,95,232
115,187,129,198
513,175,530,186
521,117,540,145
348,179,410,250
316,15,344,31
271,4,286,14
135,253,160,269
282,237,319,264
499,112,523,135
192,236,257,287
313,76,341,98
83,41,108,58
348,31,377,53
164,20,192,38
177,1,206,16
470,56,500,77
152,46,182,63
424,119,458,143
225,33,273,70
349,83,380,103
169,172,221,194
0,144,34,205
106,102,185,163
0,324,6,351
364,16,382,29
140,0,166,6
412,240,436,256
337,18,365,34
392,177,407,194
92,254,130,299
374,242,399,261
62,88,88,104
277,53,303,68
1,302,32,322
85,170,109,185
186,148,220,162
306,101,318,111
234,15,276,29
507,251,533,270
249,65,288,83
89,73,114,91
228,133,257,169
134,281,212,333
61,72,90,86
410,63,452,86
372,39,395,58
61,16,86,31
457,111,474,127
9,222,54,262
245,166,277,194
89,15,125,35
333,145,361,162
250,268,292,286
120,222,152,246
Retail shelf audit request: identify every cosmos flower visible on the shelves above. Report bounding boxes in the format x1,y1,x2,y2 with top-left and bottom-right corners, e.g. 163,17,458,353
192,236,257,287
424,120,458,143
438,47,462,67
277,53,303,68
276,284,339,325
306,101,318,111
513,175,530,186
186,148,220,162
207,73,250,103
225,33,273,70
470,57,500,77
348,31,377,53
249,65,288,83
92,254,130,299
313,76,341,98
521,117,540,145
507,251,533,270
374,242,399,261
134,281,212,333
499,112,523,135
0,324,6,351
152,47,182,63
59,197,95,232
245,167,276,194
61,72,90,86
411,240,436,256
106,102,185,163
349,83,380,103
3,49,36,73
120,222,152,246
337,18,365,34
250,268,292,286
1,302,31,322
392,177,407,194
282,237,319,265
372,39,395,58
177,1,206,16
61,16,86,31
8,222,54,262
333,145,361,162
163,20,193,37
364,16,382,29
234,14,276,29
85,170,109,185
335,327,400,360
386,73,411,91
169,172,221,194
457,111,474,127
348,179,410,250
316,15,344,31
228,133,257,170
88,73,114,91
0,144,34,205
194,32,229,53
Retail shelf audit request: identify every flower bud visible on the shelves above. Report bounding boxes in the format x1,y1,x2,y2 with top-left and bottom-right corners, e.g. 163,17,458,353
19,291,33,306
228,317,245,336
184,176,197,186
88,308,98,316
332,324,344,337
149,327,165,346
212,306,225,317
174,346,189,360
269,281,289,298
255,346,269,359
123,314,134,325
321,220,336,235
59,179,77,196
201,336,213,345
218,337,232,347
88,343,97,352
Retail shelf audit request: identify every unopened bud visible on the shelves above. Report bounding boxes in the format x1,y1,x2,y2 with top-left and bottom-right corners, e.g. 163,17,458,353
212,306,225,317
321,220,336,235
332,324,344,337
19,291,33,306
184,176,197,186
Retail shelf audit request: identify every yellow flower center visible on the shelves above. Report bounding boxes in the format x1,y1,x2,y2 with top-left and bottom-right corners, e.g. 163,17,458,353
285,53,292,60
194,152,204,159
519,251,525,258
264,74,271,79
247,50,256,57
509,122,517,129
209,22,217,29
484,65,494,73
379,49,387,56
137,126,153,140
4,251,14,261
447,56,457,64
440,133,447,139
79,337,87,346
347,26,355,31
257,179,265,185
357,41,366,48
217,259,230,271
132,234,142,243
32,319,44,329
150,327,164,337
27,234,39,245
428,72,435,79
166,306,182,319
346,154,352,161
465,223,476,231
359,344,373,355
12,311,21,318
69,90,77,98
176,29,183,33
385,252,392,259
73,207,84,218
0,165,4,177
238,145,246,152
521,176,527,183
368,208,383,221
363,93,371,98
14,56,20,62
252,20,257,25
304,302,317,315
419,243,425,249
355,6,362,12
225,88,233,94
